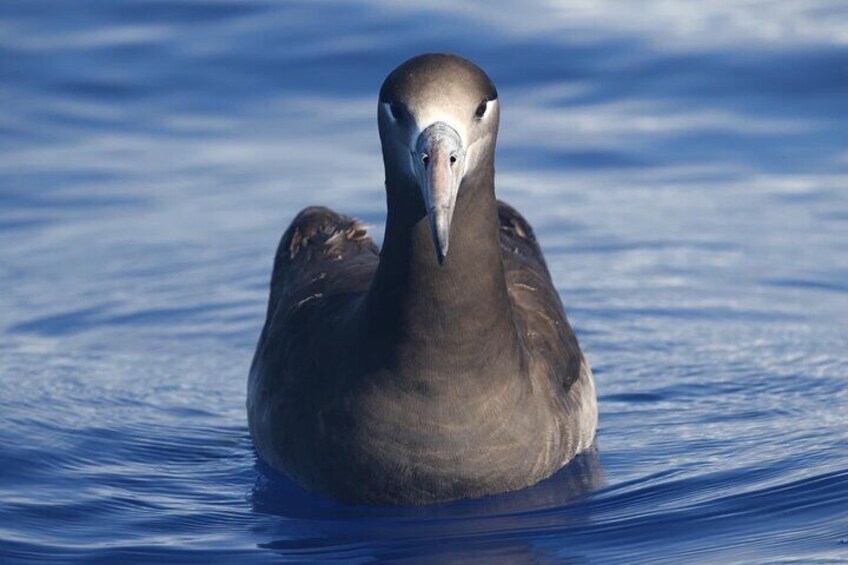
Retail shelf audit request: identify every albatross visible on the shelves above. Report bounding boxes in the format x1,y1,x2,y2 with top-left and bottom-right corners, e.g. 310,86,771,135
248,53,597,505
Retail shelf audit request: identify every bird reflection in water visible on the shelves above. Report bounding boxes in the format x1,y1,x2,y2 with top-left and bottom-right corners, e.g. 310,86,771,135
251,445,604,562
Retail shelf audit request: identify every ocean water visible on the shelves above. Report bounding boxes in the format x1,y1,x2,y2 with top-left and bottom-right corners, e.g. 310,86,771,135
2,1,847,562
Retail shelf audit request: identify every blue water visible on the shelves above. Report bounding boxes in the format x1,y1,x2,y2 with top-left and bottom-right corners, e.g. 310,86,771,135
2,1,848,562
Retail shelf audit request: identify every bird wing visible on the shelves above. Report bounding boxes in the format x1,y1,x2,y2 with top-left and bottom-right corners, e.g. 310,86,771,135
497,200,584,393
252,206,379,380
264,206,378,321
497,199,550,273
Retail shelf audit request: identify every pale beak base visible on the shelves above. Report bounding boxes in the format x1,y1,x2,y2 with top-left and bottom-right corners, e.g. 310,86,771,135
414,122,465,265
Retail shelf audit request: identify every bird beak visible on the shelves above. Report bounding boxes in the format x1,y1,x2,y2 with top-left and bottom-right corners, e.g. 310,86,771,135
415,122,464,265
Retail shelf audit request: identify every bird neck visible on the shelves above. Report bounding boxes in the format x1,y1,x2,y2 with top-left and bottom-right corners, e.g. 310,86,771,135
366,161,520,377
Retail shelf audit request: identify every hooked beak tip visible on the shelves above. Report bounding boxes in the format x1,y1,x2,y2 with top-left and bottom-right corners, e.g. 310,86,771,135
428,210,449,266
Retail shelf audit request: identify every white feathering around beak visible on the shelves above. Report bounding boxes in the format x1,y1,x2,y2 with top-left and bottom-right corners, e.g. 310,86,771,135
380,96,498,265
380,98,498,181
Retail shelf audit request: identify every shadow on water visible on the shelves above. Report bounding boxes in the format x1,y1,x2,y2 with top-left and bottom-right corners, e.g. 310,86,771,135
251,447,605,562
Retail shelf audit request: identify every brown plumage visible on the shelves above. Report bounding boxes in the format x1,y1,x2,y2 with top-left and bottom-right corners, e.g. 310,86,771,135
248,54,597,505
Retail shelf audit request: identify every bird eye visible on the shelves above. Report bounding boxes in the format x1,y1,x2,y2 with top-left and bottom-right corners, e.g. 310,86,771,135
388,102,404,122
475,99,488,118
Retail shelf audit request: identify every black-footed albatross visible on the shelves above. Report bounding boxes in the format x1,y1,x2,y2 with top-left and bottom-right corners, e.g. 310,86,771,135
248,53,597,505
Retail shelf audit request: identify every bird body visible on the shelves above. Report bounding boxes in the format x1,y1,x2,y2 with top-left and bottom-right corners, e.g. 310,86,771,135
248,54,597,505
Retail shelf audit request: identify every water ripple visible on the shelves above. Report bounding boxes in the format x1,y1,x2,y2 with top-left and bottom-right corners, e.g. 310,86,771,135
2,0,848,563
